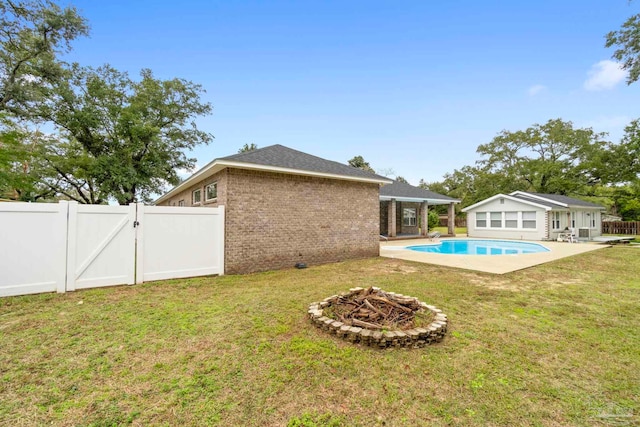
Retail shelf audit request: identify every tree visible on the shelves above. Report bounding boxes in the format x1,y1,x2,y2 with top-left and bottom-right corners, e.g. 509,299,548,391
0,120,60,201
37,64,213,204
376,167,396,177
606,119,640,183
238,143,258,153
0,0,89,115
427,210,439,230
606,13,640,85
428,165,509,209
0,115,29,199
476,119,609,196
347,155,375,173
395,176,408,184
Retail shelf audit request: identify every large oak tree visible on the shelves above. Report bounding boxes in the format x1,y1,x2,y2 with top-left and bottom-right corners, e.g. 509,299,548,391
37,64,213,204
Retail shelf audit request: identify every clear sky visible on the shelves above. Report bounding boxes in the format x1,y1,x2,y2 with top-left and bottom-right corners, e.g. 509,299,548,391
65,0,639,185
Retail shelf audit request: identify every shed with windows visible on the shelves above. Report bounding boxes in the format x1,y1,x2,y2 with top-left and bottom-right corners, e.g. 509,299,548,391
462,191,605,241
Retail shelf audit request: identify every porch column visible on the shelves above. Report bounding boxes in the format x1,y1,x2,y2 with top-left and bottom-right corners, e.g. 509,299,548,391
388,199,397,237
420,201,428,236
448,202,456,236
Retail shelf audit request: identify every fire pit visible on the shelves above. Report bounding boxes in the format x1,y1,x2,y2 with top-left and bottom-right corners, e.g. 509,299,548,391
308,287,447,348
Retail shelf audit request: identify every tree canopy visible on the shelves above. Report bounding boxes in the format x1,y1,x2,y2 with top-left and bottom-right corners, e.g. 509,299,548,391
606,12,640,85
238,143,258,153
35,65,213,204
347,155,375,173
425,119,620,211
0,0,88,115
476,118,609,195
0,1,214,204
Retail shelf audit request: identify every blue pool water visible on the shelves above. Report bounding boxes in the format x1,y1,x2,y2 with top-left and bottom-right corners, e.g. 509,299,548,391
406,239,550,255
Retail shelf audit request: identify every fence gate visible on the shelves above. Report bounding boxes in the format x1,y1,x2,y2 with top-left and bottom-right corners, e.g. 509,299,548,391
66,203,137,291
0,202,224,297
136,205,225,283
0,202,68,297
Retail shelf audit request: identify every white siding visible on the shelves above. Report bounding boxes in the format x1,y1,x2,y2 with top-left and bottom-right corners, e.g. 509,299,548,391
466,197,548,240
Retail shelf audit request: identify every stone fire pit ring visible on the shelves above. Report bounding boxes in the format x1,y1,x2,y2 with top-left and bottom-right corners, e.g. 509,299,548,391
308,287,448,349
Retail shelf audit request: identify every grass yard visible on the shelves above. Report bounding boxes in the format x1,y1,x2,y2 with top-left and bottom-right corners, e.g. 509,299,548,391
1,247,638,426
432,226,467,235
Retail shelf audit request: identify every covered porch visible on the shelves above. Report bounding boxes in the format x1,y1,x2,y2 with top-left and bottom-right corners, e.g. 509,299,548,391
379,181,460,238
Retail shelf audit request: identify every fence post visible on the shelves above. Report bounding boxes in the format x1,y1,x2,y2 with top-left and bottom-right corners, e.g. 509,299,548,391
64,201,78,292
218,205,225,276
56,200,70,294
135,203,145,284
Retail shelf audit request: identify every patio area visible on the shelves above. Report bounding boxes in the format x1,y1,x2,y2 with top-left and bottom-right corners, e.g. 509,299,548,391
380,237,610,274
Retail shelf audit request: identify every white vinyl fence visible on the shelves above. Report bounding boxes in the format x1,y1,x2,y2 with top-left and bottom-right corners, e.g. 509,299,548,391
0,201,224,298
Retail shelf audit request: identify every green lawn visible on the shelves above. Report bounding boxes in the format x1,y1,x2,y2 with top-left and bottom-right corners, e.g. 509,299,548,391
432,226,467,235
1,247,638,426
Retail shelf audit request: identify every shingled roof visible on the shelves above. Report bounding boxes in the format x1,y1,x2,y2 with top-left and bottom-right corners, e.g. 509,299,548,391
219,144,391,182
379,181,460,205
510,192,604,209
463,191,605,212
155,144,392,204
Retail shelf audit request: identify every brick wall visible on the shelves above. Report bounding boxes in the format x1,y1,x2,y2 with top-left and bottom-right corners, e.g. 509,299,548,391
380,201,421,235
159,167,381,275
396,202,420,235
225,169,380,274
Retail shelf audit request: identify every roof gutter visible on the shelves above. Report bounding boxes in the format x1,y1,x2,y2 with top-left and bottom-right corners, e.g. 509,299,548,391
379,195,460,204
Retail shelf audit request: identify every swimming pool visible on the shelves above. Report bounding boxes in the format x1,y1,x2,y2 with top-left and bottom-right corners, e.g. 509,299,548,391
406,239,550,255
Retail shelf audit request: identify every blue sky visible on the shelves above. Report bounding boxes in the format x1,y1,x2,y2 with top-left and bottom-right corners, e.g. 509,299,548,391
66,0,639,185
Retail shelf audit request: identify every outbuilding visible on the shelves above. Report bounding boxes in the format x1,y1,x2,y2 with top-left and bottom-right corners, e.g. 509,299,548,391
462,191,605,241
156,145,392,274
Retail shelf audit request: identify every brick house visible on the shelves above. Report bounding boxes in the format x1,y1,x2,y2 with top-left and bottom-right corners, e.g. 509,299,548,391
379,181,460,238
155,145,392,274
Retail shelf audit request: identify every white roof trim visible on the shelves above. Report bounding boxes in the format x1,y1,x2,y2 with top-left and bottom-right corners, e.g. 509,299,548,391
462,193,552,212
155,159,393,204
379,196,460,205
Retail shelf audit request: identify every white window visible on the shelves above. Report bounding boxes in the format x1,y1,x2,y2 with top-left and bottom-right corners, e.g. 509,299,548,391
552,212,561,230
205,182,218,201
591,212,597,228
403,208,416,226
476,212,487,228
505,212,517,228
570,211,576,228
523,211,537,229
178,200,185,207
490,212,502,228
193,189,201,204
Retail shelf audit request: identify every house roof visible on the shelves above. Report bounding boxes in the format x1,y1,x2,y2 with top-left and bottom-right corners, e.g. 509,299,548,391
462,191,605,212
379,181,460,205
218,144,392,181
511,192,605,209
155,144,393,204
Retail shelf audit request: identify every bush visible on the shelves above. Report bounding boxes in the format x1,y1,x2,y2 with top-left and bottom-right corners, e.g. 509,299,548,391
428,210,440,230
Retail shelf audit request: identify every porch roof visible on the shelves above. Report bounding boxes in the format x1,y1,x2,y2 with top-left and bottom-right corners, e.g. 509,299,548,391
379,181,460,205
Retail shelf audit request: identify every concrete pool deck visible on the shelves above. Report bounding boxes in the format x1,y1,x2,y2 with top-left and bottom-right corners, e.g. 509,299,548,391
380,237,610,274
